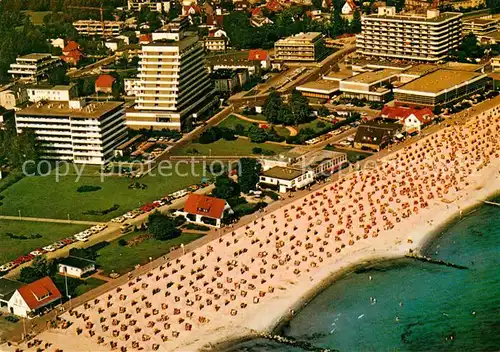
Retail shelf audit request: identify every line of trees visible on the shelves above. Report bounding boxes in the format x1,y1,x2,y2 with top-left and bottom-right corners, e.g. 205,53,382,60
263,90,312,126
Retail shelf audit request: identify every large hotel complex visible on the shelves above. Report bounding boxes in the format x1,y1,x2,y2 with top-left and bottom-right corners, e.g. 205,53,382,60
126,30,215,131
356,7,463,61
15,100,127,165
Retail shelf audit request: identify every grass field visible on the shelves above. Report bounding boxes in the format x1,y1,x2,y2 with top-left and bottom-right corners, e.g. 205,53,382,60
0,162,207,221
23,11,52,25
171,137,291,157
218,114,290,137
0,220,88,264
74,277,107,296
96,231,204,275
297,119,334,132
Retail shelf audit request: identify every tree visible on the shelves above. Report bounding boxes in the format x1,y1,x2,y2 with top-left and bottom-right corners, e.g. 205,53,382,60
289,89,311,125
312,0,323,9
263,90,283,123
212,174,240,199
451,33,484,63
318,105,330,117
239,158,261,194
20,255,53,283
48,65,69,85
350,9,362,34
247,124,269,143
330,1,348,38
148,212,181,241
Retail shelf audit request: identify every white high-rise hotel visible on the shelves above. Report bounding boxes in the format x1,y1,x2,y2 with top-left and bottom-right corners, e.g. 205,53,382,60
356,7,463,62
126,25,215,131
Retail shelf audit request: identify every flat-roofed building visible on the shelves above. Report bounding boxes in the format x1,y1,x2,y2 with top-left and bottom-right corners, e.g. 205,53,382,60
260,166,315,193
203,36,228,52
296,79,340,99
463,18,498,36
398,64,439,83
491,56,500,72
339,69,400,102
8,54,62,82
393,69,490,108
274,32,327,62
126,32,215,131
128,0,170,12
73,20,125,36
15,100,127,165
27,84,77,102
478,30,500,45
356,7,462,61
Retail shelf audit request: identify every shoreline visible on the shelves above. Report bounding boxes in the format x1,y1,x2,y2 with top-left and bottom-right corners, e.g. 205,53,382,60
212,171,500,352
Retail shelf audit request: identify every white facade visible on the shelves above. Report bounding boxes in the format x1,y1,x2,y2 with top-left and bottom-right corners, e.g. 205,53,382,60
7,290,32,318
175,203,233,228
126,33,215,130
27,85,77,103
260,167,315,193
124,78,141,96
16,101,128,165
58,263,96,278
8,54,62,82
356,7,463,61
128,0,170,11
491,56,500,72
73,20,125,36
0,85,28,110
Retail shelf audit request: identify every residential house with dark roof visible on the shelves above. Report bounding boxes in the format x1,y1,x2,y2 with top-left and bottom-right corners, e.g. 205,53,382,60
176,194,233,227
58,257,96,278
7,277,62,317
0,278,24,313
353,120,402,151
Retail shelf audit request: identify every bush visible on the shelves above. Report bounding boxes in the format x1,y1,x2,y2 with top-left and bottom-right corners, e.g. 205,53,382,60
174,215,186,227
0,172,23,193
200,216,217,226
316,121,326,128
5,315,19,323
252,147,262,154
183,223,210,231
83,204,120,216
148,212,181,241
118,239,127,246
77,185,102,193
263,190,280,201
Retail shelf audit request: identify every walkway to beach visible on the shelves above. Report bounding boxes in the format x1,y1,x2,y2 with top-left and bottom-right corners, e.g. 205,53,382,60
0,215,97,226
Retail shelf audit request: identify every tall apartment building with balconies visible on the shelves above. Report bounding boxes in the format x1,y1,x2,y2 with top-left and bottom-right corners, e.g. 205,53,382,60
126,31,215,131
8,54,62,82
15,100,127,165
274,32,327,62
356,7,462,62
128,0,170,12
73,20,125,36
463,18,498,36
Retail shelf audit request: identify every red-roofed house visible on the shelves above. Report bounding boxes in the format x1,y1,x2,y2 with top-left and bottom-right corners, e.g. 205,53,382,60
341,0,357,15
139,33,152,45
95,74,116,94
183,5,201,15
248,49,270,69
8,277,62,317
61,40,83,66
177,194,232,227
380,106,434,132
266,0,283,12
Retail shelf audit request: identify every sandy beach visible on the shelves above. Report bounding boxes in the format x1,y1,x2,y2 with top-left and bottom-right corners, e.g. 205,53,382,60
2,98,499,352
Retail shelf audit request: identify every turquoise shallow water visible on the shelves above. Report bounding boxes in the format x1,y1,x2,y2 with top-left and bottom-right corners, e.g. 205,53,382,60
224,197,500,352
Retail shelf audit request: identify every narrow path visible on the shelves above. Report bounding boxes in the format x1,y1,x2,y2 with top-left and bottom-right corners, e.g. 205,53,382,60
0,215,98,226
231,113,299,137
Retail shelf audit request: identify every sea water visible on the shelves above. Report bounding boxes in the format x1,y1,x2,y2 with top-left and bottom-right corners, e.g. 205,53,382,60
224,197,500,352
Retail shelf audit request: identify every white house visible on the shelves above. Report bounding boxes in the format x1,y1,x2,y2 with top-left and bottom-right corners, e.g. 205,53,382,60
58,257,96,278
380,106,434,133
342,0,357,15
27,84,77,103
176,193,232,228
124,78,140,96
260,166,315,193
6,277,61,318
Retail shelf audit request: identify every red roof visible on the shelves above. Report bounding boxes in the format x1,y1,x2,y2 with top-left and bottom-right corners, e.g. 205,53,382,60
184,194,227,219
95,74,116,88
17,277,61,310
63,41,80,52
381,106,434,123
248,49,268,61
266,0,283,12
251,7,264,17
183,5,201,14
344,0,357,11
139,34,152,44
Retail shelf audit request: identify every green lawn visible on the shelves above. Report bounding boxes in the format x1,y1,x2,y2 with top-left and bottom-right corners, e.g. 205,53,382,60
0,220,88,263
23,11,52,25
297,119,334,132
74,277,107,296
242,113,267,121
171,137,291,157
0,162,207,221
96,231,204,275
218,115,290,137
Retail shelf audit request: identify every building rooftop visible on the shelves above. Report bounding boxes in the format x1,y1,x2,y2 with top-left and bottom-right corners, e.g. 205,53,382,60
59,256,96,270
402,64,439,76
324,70,354,81
395,69,485,94
363,11,462,23
25,84,75,91
0,278,24,301
441,61,485,72
296,80,339,93
463,18,497,25
262,166,305,180
345,69,399,84
481,30,500,40
17,101,124,119
146,34,199,51
292,150,347,169
17,53,53,61
205,51,253,66
276,32,322,44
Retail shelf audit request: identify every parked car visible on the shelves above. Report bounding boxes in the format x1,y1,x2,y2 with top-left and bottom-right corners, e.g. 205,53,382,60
30,249,45,256
42,245,56,252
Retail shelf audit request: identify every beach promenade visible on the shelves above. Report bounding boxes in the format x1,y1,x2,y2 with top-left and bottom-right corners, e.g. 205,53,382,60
2,97,499,352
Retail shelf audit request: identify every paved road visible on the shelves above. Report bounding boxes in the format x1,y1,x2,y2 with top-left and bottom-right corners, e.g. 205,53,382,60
67,56,116,78
0,216,97,226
